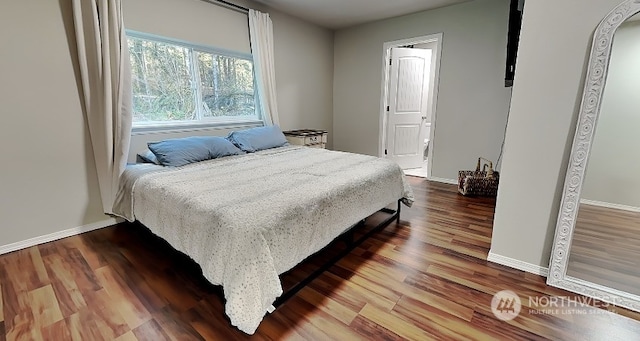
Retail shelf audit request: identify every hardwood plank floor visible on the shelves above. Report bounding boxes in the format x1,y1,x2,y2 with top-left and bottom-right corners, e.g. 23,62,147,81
1,177,640,340
568,203,640,296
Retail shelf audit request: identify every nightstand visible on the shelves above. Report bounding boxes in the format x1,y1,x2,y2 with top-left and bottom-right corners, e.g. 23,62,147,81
283,129,328,149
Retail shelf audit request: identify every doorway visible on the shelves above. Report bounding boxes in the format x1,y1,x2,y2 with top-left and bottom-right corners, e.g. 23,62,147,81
379,34,442,179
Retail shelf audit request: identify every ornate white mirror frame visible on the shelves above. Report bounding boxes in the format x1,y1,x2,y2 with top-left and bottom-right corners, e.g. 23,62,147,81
547,0,640,312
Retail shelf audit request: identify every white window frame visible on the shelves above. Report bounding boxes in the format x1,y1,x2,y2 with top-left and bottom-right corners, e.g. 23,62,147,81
127,30,262,133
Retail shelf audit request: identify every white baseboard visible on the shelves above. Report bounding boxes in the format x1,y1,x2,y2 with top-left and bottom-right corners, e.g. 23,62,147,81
580,199,640,213
428,176,458,185
0,217,121,255
488,251,549,277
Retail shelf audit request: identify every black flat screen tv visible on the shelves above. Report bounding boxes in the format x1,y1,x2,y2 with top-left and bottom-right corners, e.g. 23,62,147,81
505,0,524,87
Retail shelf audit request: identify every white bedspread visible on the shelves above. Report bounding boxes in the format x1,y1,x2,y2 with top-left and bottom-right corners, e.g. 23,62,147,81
113,145,413,334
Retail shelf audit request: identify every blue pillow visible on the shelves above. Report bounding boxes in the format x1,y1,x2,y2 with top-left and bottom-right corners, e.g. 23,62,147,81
206,136,245,159
137,149,161,165
148,136,243,167
227,125,288,153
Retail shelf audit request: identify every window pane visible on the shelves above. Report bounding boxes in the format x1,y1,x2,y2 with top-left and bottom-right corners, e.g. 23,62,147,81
128,37,195,123
196,52,255,118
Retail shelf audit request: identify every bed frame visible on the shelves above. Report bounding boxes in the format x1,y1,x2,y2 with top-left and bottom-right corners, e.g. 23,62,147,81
273,200,402,307
135,198,402,317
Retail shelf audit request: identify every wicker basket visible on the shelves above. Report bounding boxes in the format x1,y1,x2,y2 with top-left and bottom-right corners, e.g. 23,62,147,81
458,158,499,197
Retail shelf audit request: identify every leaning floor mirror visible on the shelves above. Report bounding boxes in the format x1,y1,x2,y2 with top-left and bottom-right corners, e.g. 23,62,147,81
548,0,640,312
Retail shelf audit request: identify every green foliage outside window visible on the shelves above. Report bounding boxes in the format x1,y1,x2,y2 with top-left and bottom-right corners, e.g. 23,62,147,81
128,35,256,124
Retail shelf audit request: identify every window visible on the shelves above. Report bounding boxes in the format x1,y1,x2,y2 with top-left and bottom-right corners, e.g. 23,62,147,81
127,32,259,128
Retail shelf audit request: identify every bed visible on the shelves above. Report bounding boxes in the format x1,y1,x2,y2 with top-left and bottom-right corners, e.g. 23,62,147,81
113,145,414,334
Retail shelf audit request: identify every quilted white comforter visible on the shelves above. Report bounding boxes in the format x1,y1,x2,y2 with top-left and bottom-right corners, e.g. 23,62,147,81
113,145,413,334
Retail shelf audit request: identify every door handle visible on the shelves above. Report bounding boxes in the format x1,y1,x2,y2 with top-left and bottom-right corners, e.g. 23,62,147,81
421,116,427,120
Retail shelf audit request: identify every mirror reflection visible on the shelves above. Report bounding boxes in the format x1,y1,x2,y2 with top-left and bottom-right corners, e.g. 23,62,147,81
567,12,640,297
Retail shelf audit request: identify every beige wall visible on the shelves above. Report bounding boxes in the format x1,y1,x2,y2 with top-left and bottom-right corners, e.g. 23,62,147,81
0,0,108,247
125,0,251,54
491,0,626,269
270,10,334,145
333,0,512,181
0,0,333,249
581,21,640,208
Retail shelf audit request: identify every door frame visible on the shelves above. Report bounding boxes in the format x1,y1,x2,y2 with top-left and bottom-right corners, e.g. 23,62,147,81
379,33,443,180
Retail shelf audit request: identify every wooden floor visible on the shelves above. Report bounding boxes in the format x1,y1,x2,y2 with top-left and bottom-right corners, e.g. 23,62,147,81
568,203,640,296
1,177,640,340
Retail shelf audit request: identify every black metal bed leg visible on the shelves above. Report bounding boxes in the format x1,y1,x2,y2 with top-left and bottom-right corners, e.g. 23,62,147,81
344,227,355,246
273,200,402,309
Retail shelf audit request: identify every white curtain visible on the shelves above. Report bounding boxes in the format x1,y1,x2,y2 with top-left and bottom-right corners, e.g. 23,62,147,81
249,9,280,126
72,0,132,214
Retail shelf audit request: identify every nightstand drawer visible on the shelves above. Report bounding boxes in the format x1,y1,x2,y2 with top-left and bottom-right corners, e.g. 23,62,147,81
306,134,322,145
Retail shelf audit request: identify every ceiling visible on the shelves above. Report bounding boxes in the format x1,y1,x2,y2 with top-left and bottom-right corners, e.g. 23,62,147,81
254,0,473,29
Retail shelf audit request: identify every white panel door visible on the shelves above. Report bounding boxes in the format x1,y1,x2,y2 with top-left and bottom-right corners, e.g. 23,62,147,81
386,47,432,169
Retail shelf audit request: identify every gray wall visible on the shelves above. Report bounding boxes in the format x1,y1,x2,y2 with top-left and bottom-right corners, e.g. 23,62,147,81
332,0,512,181
0,0,334,249
0,0,109,247
125,0,251,53
581,21,640,208
491,0,627,269
270,10,334,144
